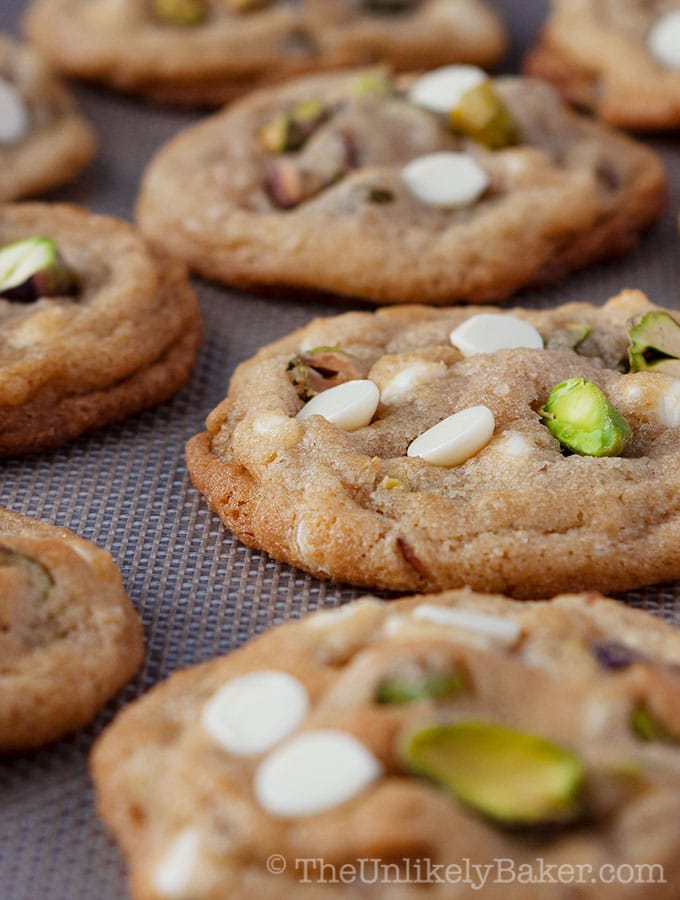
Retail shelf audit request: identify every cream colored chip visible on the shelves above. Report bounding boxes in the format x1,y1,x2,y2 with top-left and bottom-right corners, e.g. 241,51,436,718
657,380,680,427
412,604,521,647
407,405,495,466
450,313,543,356
296,379,379,430
401,152,489,208
378,360,447,405
152,828,207,899
254,730,383,817
496,431,535,457
408,65,487,113
201,670,309,756
0,78,30,145
648,11,680,69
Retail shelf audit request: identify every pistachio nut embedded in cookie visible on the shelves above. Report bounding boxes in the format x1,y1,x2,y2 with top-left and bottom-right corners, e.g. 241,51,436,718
524,0,680,129
0,34,96,202
187,290,680,597
138,66,664,304
0,509,143,751
92,588,680,899
0,203,202,456
23,0,506,106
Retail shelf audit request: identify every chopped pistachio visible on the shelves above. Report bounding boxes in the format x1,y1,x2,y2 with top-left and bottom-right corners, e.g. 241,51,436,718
0,236,79,303
403,722,584,826
258,99,328,154
377,673,464,704
353,72,395,99
0,545,53,601
448,80,520,150
631,703,675,743
380,475,408,491
546,324,592,352
540,378,631,457
266,158,304,208
151,0,208,25
628,311,680,377
287,346,368,400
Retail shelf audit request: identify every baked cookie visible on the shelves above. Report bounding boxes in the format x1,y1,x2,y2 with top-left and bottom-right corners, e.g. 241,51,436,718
1,508,143,752
92,587,680,899
0,33,96,202
187,290,680,598
136,67,665,305
23,0,506,106
0,202,202,456
524,0,680,130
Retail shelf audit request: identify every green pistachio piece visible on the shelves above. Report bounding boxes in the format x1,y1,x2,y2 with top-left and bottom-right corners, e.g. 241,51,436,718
448,80,520,150
380,475,409,491
152,0,208,25
353,72,395,99
628,311,680,376
403,722,584,826
0,236,79,303
0,545,53,602
377,673,464,704
258,99,328,154
287,346,367,400
545,324,592,352
540,378,631,457
631,703,675,743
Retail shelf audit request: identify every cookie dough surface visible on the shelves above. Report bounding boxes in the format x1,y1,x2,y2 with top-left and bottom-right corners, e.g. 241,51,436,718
23,0,506,105
137,69,665,305
524,0,680,129
92,587,680,899
0,33,96,201
0,509,143,751
0,203,202,456
187,290,680,597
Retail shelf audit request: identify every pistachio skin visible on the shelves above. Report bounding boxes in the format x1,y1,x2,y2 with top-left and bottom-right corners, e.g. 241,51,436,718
0,236,79,303
376,673,465,704
629,311,680,377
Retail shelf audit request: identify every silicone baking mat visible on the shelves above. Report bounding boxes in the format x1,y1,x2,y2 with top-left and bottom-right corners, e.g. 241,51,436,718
1,1,680,897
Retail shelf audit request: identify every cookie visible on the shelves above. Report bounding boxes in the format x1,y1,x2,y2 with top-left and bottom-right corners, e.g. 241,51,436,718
0,33,96,202
92,587,680,899
524,0,680,130
136,67,665,305
0,202,202,456
23,0,506,106
0,508,143,751
187,290,680,598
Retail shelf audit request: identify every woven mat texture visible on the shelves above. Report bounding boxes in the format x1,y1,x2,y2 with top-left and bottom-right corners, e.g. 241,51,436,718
1,0,680,897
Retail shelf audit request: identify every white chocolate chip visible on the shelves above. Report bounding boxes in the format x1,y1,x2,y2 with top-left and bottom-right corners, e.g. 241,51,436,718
450,314,543,356
0,78,29,145
296,379,379,430
402,152,489,209
379,361,447,405
254,730,383,817
657,380,680,427
412,604,521,647
152,829,206,899
648,11,680,68
202,671,308,756
498,432,534,457
408,65,487,113
407,405,495,467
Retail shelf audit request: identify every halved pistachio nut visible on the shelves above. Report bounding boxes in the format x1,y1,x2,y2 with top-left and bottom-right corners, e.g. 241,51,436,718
631,703,675,744
628,311,680,377
352,72,395,99
377,673,464,704
540,378,631,457
151,0,208,25
0,236,79,303
0,545,54,602
403,721,584,826
448,81,520,150
259,100,328,154
287,346,367,401
545,324,592,352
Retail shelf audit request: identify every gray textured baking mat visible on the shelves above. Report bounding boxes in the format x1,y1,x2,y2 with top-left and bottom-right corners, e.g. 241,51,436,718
2,0,680,897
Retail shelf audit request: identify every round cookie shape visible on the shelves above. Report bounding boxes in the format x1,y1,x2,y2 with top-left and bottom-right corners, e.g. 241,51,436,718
0,34,96,202
524,0,680,130
92,587,680,899
0,509,143,751
23,0,506,106
0,203,202,456
187,290,680,598
136,67,665,305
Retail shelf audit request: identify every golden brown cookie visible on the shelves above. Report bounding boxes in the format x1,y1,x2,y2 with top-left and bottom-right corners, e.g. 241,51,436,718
1,508,143,752
524,0,680,129
0,202,202,456
0,33,96,201
92,587,680,899
187,290,680,598
23,0,506,106
137,67,665,306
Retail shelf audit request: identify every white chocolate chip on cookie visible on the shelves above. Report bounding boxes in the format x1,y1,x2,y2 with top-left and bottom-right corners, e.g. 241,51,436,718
450,313,543,356
296,379,379,430
412,604,521,647
648,11,680,69
401,152,489,208
408,65,487,113
0,78,29,145
407,405,495,466
152,829,208,899
379,361,447,405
